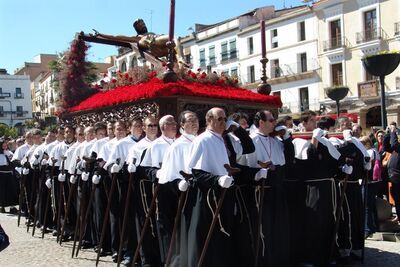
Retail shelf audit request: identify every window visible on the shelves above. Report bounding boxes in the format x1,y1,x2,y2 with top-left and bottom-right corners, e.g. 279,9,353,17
248,65,255,83
364,9,377,41
16,106,23,117
207,65,212,74
331,63,343,86
209,45,216,65
15,87,23,99
229,39,237,59
273,91,281,98
222,69,229,76
120,61,127,72
0,106,3,117
199,48,206,66
271,29,278,48
184,54,191,64
231,67,238,77
299,53,307,72
396,77,400,90
247,37,254,55
298,21,306,41
221,41,228,62
329,19,342,48
271,59,281,78
131,57,138,68
299,87,309,111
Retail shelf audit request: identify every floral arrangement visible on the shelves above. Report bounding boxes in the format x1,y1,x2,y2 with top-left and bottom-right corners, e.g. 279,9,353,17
58,37,97,113
94,64,240,91
69,77,282,112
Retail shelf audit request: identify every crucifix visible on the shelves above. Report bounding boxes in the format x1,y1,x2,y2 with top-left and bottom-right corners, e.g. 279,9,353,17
77,0,178,82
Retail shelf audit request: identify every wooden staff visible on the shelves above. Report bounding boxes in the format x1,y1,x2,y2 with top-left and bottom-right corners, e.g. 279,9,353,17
56,157,67,242
76,170,97,257
17,164,28,227
42,160,56,239
27,157,40,233
32,155,46,236
71,173,85,258
164,171,192,267
131,162,164,267
95,159,121,266
59,158,80,245
117,159,137,267
197,164,240,267
329,159,353,263
254,161,273,267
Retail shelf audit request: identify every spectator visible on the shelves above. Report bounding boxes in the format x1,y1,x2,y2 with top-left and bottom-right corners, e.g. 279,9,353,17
0,138,18,214
384,123,400,224
352,124,363,138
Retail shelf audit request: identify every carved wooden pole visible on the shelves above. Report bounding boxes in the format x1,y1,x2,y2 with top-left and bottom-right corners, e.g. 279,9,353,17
163,0,178,82
258,20,271,95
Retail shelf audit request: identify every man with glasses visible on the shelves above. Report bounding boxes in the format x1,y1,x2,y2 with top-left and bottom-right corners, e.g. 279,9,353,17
155,111,199,266
121,116,159,266
137,114,177,266
243,110,294,267
186,107,238,267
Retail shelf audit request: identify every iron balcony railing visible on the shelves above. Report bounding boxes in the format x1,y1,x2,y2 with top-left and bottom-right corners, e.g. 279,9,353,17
356,27,388,44
270,58,320,79
323,36,348,51
14,92,24,99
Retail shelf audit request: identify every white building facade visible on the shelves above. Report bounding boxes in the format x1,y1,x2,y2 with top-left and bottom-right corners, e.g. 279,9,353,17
0,72,32,127
180,5,322,114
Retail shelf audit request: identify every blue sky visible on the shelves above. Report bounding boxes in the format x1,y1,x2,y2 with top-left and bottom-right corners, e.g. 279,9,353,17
0,0,303,74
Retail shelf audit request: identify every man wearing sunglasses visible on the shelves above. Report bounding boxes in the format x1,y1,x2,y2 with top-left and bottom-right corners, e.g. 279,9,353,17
241,110,294,267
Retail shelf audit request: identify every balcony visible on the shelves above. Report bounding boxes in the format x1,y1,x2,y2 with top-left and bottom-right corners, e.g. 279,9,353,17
0,92,11,99
14,93,24,99
268,59,320,85
323,36,349,51
356,27,388,44
16,111,28,117
395,22,400,36
221,50,238,63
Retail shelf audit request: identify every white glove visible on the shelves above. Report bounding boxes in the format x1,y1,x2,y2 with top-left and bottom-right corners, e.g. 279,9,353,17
254,168,268,181
178,180,189,192
81,172,89,181
41,159,48,166
128,163,137,173
22,168,29,175
342,164,353,175
70,175,77,184
156,169,161,179
275,125,290,140
81,160,86,169
92,174,101,185
33,158,39,166
218,175,233,188
225,120,240,130
111,163,121,174
58,173,66,182
342,129,352,141
45,179,52,189
312,128,325,139
364,161,372,171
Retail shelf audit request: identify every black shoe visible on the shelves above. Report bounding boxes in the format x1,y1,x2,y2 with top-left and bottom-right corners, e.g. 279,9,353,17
112,252,118,263
9,207,18,214
81,241,94,249
122,258,132,267
0,207,5,213
52,229,58,236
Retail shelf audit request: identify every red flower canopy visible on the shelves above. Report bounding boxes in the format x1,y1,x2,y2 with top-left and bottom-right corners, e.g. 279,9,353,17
69,78,282,112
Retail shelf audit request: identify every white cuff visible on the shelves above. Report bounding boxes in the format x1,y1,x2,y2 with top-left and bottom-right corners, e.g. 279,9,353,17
178,180,189,191
218,175,233,188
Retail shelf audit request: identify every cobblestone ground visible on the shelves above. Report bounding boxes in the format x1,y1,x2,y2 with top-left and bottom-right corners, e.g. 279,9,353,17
0,210,399,266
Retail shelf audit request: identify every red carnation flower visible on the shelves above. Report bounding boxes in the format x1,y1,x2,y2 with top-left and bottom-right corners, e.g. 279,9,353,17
190,73,197,79
124,73,129,79
103,73,107,78
111,79,117,83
